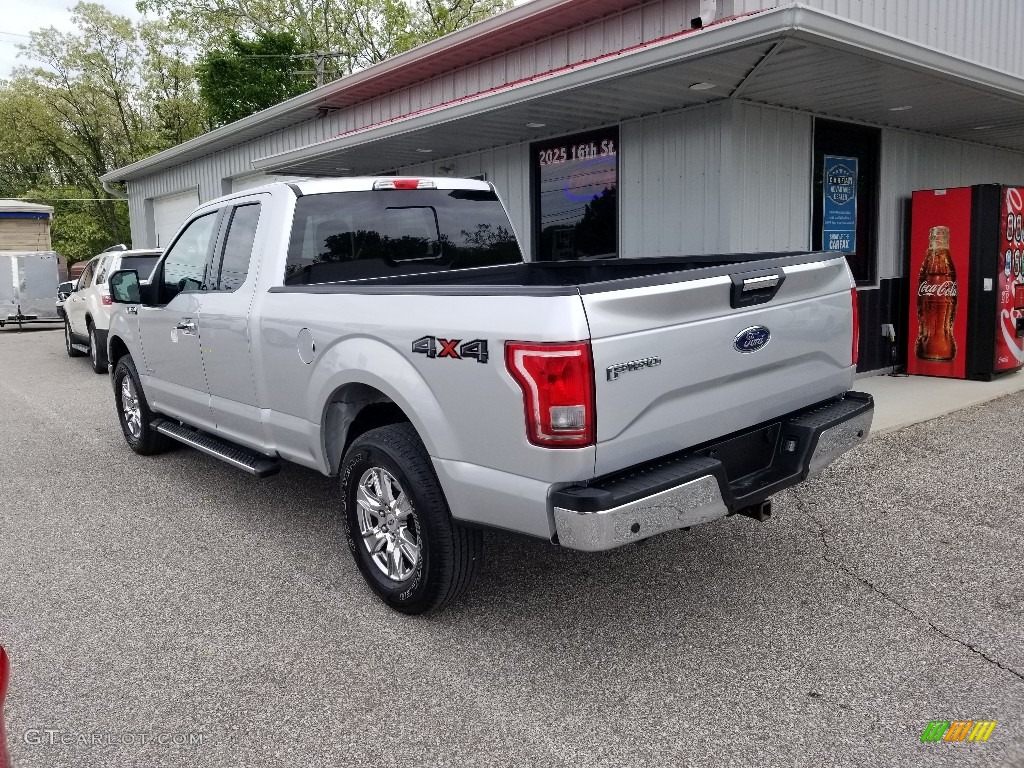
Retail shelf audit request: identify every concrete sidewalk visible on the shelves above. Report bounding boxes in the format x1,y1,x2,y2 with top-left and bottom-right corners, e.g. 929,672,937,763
856,367,1024,434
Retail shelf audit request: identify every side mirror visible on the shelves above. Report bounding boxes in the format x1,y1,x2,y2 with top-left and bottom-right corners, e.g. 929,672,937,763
108,269,141,303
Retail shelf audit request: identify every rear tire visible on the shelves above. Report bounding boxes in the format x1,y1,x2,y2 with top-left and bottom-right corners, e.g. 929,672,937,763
65,319,84,357
340,423,482,615
88,323,108,374
113,355,172,455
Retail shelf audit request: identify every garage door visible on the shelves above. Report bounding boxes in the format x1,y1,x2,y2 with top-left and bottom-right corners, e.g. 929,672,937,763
230,173,306,193
153,188,199,247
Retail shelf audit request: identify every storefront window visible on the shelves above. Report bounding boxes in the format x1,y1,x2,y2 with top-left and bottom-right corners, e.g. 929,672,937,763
532,127,618,260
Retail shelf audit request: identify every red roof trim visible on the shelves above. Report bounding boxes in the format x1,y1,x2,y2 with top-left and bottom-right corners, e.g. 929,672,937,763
311,11,763,149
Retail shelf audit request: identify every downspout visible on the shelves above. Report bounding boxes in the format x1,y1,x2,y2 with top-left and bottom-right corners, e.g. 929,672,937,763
691,0,721,28
102,178,128,199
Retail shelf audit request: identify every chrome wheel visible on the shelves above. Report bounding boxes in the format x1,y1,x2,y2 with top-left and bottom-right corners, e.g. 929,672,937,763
355,467,421,582
64,321,71,351
89,328,97,365
120,375,142,440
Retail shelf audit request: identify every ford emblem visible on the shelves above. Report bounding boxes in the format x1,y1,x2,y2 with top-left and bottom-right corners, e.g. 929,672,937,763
734,326,771,353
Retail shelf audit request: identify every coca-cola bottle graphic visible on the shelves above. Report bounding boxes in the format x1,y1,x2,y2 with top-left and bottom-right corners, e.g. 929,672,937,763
915,225,958,361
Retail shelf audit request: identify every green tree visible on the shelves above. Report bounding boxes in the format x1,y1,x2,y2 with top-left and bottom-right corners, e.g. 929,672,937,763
0,2,205,262
138,0,513,77
196,32,314,126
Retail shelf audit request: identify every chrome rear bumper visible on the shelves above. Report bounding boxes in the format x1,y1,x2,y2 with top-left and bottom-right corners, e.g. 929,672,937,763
552,392,873,552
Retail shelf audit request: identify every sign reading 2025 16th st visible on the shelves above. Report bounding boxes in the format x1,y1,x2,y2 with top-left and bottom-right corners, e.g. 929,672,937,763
823,155,858,253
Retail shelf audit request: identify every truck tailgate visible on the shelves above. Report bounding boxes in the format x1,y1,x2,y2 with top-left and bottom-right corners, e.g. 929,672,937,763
584,255,856,476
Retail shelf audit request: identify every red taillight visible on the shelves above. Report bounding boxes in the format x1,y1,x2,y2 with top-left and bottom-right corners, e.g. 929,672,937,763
505,341,595,448
851,287,859,367
101,294,112,306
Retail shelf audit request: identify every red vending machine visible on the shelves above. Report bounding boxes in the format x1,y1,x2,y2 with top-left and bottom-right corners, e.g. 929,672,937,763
907,184,1024,379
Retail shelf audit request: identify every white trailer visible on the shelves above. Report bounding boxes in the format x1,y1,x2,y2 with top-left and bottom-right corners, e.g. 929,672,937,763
0,251,63,328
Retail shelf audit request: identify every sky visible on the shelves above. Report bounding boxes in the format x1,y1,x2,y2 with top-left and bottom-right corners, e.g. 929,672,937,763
0,0,142,80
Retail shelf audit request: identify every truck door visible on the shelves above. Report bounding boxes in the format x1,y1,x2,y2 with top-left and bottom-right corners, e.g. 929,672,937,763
197,200,265,446
65,257,97,336
136,211,219,427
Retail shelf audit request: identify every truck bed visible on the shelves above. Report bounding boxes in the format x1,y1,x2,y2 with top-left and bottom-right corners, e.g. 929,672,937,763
269,252,815,295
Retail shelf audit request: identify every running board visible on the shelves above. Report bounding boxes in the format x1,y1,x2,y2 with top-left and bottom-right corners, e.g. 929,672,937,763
153,420,281,478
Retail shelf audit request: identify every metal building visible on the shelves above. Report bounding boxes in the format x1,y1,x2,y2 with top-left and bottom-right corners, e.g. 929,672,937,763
101,0,1024,372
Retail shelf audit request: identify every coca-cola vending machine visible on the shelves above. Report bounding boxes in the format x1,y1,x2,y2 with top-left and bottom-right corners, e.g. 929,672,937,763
907,184,1024,379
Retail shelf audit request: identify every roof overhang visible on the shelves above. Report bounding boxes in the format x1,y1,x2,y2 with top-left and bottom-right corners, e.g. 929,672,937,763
100,0,668,184
249,3,1024,177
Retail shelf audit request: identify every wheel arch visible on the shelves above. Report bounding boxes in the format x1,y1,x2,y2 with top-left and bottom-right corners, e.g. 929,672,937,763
323,383,411,475
311,338,458,476
108,334,131,370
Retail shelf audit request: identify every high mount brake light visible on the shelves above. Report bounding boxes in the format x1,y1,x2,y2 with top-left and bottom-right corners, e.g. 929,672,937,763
505,341,595,448
372,179,437,190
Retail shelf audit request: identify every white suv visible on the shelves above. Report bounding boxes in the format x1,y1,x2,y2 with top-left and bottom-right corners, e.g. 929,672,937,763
65,246,161,373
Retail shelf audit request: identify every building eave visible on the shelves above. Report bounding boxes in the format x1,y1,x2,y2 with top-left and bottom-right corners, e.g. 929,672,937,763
101,0,665,184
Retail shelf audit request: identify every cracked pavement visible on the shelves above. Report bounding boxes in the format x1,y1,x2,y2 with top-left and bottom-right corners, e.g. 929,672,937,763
1,326,1022,767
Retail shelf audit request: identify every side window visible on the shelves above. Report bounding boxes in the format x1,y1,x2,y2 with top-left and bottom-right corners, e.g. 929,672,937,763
161,213,218,299
215,204,261,291
95,255,110,285
78,260,97,288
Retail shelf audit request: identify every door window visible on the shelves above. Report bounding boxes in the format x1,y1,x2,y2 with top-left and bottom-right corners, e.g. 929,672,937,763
214,204,261,291
77,259,97,288
161,213,218,299
532,126,619,261
812,119,880,285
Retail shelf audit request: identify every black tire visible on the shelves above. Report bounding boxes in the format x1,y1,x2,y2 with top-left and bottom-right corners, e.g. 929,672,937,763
88,322,108,374
340,423,482,615
113,355,172,455
65,319,84,357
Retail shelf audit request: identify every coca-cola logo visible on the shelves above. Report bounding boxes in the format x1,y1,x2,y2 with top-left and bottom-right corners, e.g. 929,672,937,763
918,280,957,298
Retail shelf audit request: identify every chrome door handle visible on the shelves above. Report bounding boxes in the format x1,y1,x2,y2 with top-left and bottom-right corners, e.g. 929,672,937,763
175,320,197,335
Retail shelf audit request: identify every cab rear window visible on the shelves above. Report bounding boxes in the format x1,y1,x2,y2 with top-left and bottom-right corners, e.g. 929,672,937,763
119,255,160,280
284,189,521,285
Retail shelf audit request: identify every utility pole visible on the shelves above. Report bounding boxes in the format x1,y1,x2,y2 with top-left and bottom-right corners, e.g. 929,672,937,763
315,53,325,88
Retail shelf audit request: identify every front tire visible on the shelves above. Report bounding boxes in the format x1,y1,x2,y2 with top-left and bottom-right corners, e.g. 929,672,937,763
65,319,84,357
88,323,108,374
340,423,482,615
113,355,172,455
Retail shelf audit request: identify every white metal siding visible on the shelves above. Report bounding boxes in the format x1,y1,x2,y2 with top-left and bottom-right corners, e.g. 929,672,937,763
620,103,727,257
729,0,1024,78
723,101,812,253
878,129,1024,280
152,188,199,248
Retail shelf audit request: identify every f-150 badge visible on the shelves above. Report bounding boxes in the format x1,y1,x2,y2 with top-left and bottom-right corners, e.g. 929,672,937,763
734,326,771,353
412,336,489,363
606,356,661,381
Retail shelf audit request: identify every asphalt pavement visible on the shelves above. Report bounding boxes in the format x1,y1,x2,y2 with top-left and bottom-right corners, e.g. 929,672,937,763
1,324,1022,768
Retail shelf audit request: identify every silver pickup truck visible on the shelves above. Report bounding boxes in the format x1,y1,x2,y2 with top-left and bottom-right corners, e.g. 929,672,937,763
105,177,873,614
